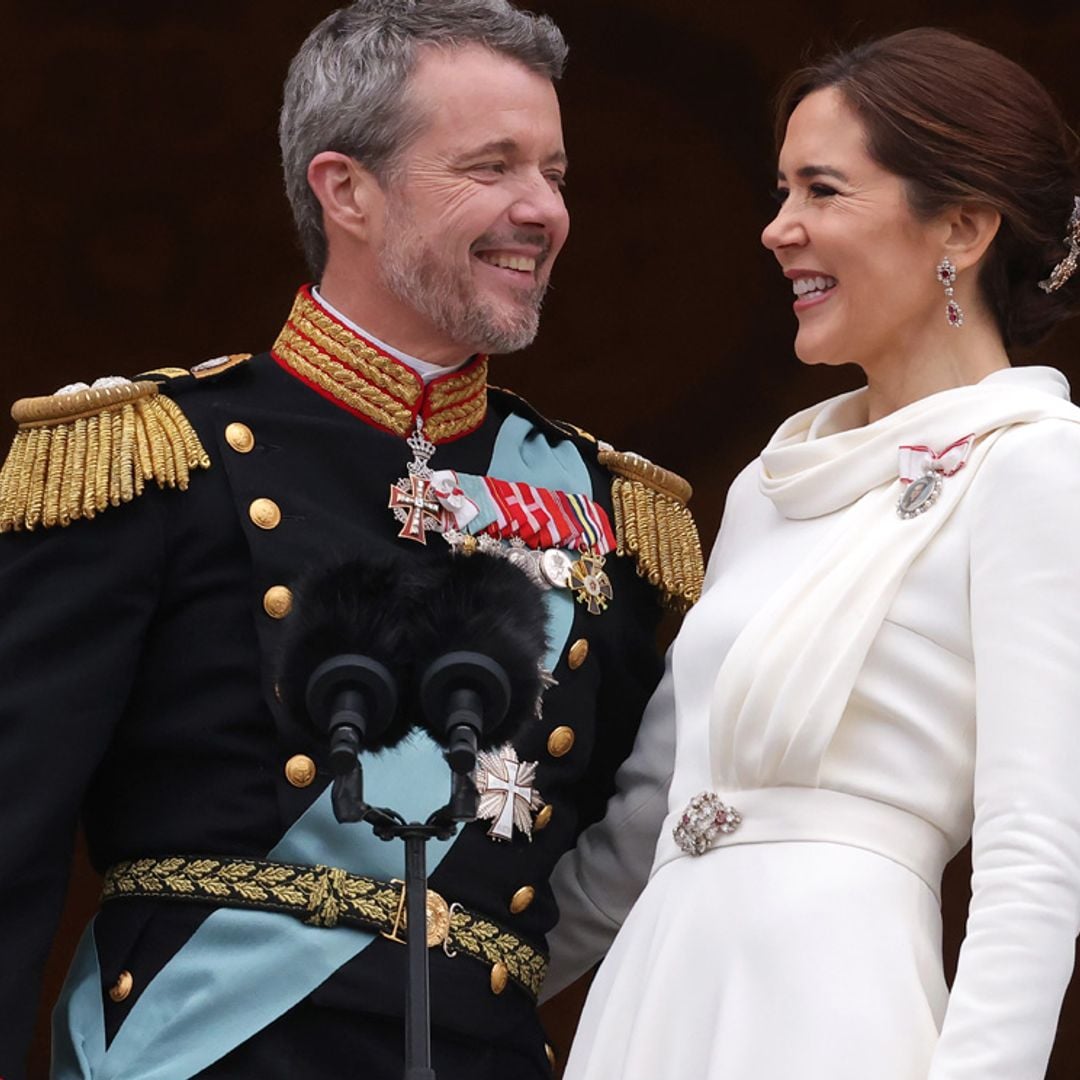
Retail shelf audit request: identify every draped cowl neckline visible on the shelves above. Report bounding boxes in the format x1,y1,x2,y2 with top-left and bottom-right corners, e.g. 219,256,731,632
759,366,1073,520
700,363,1080,795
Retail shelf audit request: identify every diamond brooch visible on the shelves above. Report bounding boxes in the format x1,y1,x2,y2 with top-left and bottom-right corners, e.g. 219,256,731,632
672,791,742,856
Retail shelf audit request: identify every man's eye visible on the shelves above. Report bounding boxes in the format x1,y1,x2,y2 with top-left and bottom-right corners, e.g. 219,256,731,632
472,162,506,175
545,172,567,190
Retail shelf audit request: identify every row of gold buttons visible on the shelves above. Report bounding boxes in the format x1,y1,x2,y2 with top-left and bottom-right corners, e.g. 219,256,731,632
495,635,593,993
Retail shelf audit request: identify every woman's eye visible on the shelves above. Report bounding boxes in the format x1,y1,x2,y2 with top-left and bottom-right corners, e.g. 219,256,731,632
809,183,839,198
771,187,790,204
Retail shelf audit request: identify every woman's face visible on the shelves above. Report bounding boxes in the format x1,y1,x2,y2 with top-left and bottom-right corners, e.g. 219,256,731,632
761,87,949,375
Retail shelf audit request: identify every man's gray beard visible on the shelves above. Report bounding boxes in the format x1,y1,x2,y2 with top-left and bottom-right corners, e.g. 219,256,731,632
378,207,547,356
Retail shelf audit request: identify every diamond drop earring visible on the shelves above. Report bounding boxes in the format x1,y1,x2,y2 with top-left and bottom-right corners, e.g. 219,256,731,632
936,257,964,328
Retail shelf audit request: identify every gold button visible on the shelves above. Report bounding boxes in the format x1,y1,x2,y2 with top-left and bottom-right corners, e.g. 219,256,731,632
490,962,509,995
547,726,575,758
249,498,282,530
568,638,589,670
545,1043,557,1069
109,970,133,1003
225,422,255,453
263,585,294,619
509,886,535,915
534,804,553,831
284,754,317,788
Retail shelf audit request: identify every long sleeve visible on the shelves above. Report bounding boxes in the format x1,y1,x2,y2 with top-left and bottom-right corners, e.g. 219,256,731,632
542,652,676,1000
0,497,164,1076
929,419,1080,1079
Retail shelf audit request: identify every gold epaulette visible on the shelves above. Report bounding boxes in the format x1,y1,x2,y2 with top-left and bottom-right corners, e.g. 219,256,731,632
0,380,210,532
599,448,704,612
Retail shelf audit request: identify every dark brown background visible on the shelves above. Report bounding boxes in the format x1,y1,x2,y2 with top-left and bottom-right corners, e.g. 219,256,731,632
7,2,1080,1076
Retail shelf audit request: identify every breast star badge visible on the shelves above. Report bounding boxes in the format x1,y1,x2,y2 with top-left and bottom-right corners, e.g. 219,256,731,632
474,744,544,842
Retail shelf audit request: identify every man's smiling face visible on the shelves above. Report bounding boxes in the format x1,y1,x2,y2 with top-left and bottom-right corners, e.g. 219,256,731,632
375,43,570,357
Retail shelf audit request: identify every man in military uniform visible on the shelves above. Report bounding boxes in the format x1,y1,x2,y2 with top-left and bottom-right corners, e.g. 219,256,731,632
0,3,702,1077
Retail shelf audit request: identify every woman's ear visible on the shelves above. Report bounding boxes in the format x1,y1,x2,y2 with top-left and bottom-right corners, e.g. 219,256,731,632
306,151,383,242
942,203,1002,273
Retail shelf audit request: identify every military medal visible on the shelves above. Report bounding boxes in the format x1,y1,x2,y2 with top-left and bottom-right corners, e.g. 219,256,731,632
391,429,618,611
474,744,544,841
539,548,573,589
388,419,449,544
569,551,613,615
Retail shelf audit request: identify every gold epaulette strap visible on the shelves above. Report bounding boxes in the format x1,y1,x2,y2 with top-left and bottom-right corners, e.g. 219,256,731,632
0,381,210,533
599,449,705,612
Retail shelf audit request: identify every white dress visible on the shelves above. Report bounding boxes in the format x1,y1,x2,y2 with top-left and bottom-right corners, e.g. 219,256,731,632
548,367,1080,1080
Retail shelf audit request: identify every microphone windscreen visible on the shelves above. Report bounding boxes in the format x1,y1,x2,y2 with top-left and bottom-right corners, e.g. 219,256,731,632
412,552,549,746
276,553,416,750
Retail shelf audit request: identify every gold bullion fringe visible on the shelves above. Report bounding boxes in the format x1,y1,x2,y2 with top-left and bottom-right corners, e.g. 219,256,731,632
600,449,704,611
0,384,210,532
102,855,548,999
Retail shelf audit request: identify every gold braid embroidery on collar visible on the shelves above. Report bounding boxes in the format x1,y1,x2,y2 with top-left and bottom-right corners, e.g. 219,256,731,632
292,301,421,405
274,324,417,434
272,289,489,442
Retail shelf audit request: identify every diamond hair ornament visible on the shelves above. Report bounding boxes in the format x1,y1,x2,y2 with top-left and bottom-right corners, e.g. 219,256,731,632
1038,195,1080,294
936,257,964,328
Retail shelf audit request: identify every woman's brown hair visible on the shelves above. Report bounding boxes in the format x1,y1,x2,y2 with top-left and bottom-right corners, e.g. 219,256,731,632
775,28,1080,348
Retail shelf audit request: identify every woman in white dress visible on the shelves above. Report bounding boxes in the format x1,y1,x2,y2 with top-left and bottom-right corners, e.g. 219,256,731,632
546,28,1080,1080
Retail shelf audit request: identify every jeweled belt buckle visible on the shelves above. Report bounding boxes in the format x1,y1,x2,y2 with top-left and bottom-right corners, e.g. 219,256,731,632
673,791,742,856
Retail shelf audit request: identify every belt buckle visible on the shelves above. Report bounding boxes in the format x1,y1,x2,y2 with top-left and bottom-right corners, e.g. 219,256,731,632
381,879,452,948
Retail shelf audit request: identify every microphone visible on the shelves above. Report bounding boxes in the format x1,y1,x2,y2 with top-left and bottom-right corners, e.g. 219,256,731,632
277,554,416,819
413,552,549,778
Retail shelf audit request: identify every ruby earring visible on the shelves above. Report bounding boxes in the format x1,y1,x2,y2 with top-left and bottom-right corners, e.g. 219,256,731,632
936,257,964,328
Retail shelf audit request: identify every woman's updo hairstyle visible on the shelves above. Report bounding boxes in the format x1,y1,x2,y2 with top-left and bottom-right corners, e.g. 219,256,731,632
775,28,1080,349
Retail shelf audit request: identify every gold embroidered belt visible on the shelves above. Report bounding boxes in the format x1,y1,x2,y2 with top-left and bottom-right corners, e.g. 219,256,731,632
101,855,547,1000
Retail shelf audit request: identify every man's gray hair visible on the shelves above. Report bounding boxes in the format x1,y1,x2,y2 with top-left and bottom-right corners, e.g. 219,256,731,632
280,0,568,278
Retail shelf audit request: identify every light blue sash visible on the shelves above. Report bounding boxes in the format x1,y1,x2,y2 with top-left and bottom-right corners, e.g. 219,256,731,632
52,412,589,1079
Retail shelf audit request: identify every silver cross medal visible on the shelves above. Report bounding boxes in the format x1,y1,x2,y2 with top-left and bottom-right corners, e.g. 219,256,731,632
474,744,544,841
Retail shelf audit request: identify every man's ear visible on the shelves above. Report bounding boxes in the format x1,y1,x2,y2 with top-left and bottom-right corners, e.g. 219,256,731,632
307,151,383,242
942,203,1001,274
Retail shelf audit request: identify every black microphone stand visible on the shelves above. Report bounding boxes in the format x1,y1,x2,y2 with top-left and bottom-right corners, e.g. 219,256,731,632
311,652,505,1080
357,773,476,1080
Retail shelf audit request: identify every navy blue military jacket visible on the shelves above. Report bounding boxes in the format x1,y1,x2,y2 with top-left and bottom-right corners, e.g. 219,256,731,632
0,295,667,1079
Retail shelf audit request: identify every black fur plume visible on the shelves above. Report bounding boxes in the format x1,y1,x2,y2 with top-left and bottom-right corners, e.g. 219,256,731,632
411,552,550,744
276,552,419,751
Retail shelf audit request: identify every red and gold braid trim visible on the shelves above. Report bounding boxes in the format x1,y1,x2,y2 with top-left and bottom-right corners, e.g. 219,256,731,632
272,287,488,443
0,381,210,532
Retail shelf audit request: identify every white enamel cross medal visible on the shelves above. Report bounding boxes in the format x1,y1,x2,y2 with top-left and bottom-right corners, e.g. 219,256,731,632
474,744,544,841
